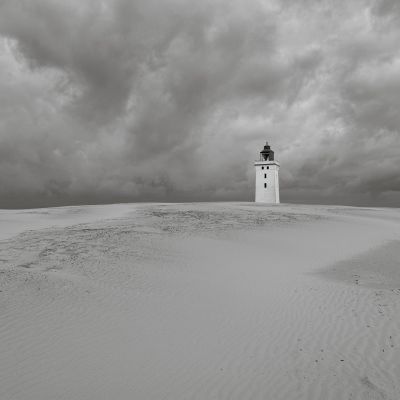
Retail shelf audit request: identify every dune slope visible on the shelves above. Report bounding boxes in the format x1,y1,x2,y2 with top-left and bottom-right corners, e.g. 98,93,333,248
0,203,399,400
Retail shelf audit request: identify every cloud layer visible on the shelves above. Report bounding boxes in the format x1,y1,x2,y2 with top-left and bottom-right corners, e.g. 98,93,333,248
0,0,399,207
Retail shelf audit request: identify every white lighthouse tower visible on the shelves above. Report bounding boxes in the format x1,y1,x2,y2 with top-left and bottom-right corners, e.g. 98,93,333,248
254,141,280,203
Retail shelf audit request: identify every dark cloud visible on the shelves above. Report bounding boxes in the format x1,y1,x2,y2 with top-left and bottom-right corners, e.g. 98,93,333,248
0,0,399,208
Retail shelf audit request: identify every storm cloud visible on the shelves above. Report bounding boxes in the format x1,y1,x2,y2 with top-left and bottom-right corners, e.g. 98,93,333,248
0,0,399,207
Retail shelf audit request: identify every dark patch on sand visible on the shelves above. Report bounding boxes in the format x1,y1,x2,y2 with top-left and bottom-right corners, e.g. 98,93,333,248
143,205,323,235
361,376,387,399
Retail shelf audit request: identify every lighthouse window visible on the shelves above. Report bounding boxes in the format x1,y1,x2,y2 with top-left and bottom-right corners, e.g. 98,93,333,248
267,166,269,170
261,166,264,170
264,173,267,178
264,183,267,188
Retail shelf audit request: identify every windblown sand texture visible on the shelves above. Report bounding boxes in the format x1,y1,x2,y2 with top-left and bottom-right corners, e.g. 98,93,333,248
0,203,399,400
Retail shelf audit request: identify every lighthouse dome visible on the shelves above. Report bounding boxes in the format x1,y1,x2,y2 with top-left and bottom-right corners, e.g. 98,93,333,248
260,141,274,161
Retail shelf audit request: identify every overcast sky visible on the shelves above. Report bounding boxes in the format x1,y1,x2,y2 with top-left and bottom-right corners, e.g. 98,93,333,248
0,0,399,208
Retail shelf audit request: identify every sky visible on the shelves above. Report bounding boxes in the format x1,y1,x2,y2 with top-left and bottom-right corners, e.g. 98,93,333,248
0,0,399,208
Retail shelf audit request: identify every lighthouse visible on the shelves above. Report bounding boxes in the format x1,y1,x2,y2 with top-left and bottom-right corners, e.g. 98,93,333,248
254,141,280,203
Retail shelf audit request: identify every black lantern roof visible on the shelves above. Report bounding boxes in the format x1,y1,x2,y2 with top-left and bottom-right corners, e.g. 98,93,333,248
260,141,274,161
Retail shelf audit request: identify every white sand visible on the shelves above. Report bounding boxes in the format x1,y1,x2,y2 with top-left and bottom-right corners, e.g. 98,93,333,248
0,203,137,241
0,202,399,400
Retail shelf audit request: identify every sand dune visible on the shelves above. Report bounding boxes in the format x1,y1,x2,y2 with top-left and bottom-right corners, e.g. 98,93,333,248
0,203,399,400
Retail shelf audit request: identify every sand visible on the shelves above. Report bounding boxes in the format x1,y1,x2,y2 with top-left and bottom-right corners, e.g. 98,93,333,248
0,202,399,400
